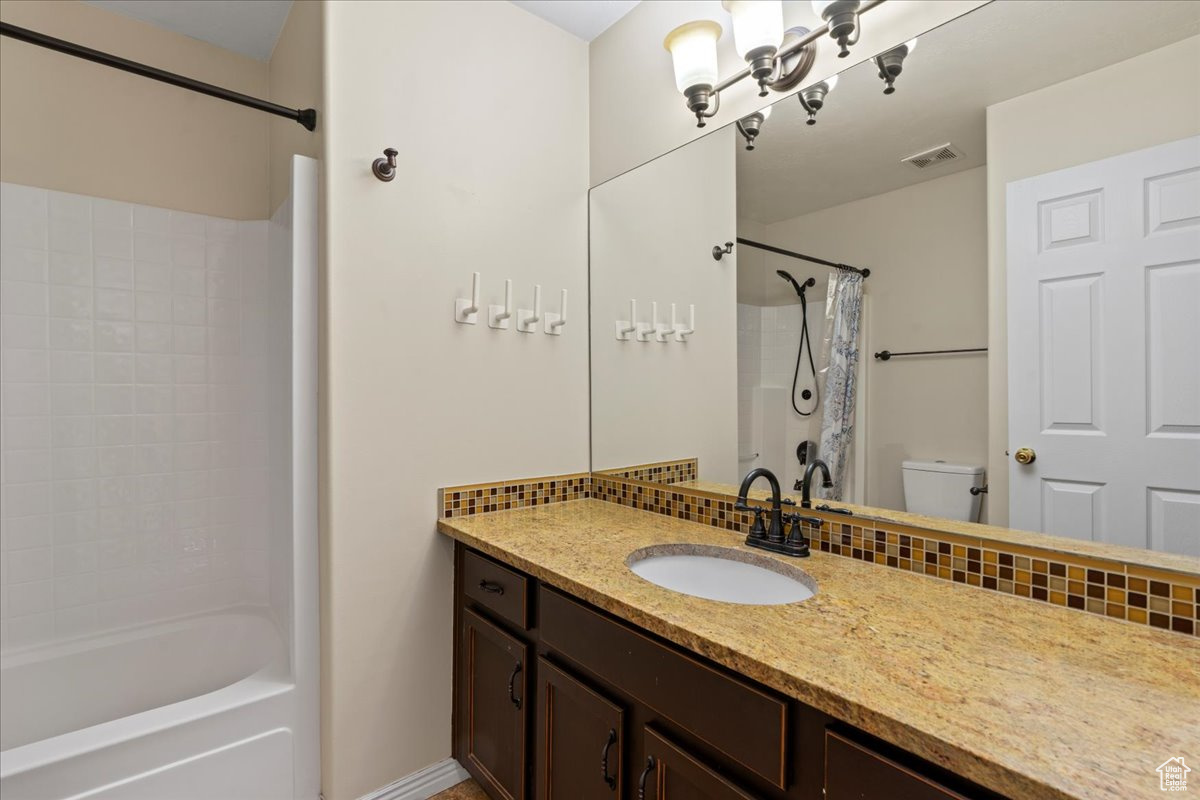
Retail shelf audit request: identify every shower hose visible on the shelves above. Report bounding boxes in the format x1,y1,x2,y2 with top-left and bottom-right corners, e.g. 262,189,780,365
791,288,818,416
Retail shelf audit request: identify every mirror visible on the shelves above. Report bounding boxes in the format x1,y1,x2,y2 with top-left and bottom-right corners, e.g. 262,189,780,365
589,0,1200,556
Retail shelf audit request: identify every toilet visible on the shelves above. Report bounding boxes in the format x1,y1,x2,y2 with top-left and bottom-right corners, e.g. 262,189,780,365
901,460,986,522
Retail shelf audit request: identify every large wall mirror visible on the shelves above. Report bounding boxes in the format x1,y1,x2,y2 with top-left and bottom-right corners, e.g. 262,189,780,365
589,0,1200,556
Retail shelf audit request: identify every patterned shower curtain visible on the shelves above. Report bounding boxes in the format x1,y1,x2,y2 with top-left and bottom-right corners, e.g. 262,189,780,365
818,272,864,500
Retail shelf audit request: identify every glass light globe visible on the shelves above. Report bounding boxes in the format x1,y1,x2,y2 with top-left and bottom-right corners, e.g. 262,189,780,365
824,73,839,91
759,103,773,121
721,1,784,61
811,0,835,15
663,20,723,93
905,37,918,53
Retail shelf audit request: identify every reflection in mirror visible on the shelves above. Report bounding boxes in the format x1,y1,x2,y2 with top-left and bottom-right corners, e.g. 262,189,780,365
590,0,1200,556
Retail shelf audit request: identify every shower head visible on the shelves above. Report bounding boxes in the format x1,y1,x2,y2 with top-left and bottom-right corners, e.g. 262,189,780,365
776,270,816,297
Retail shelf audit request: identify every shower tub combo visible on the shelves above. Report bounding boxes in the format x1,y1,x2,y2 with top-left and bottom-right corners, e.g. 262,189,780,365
0,158,318,800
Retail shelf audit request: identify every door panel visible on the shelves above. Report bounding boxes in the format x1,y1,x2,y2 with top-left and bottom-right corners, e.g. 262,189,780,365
1038,273,1102,432
460,607,528,800
1040,479,1104,541
1145,260,1200,436
638,727,756,800
536,657,625,800
1007,135,1200,552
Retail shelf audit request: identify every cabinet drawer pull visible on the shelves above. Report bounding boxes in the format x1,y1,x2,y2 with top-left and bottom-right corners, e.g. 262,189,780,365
601,728,617,790
637,755,656,800
478,579,505,595
507,661,522,709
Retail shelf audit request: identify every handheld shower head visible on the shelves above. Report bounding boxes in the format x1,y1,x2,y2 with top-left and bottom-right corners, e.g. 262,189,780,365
776,270,816,297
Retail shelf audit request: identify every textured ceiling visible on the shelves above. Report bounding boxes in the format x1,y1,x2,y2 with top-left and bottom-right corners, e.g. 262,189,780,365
737,0,1200,224
84,0,293,61
510,0,640,42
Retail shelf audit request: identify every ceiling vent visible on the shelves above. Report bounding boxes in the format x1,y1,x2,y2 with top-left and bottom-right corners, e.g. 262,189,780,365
901,143,964,170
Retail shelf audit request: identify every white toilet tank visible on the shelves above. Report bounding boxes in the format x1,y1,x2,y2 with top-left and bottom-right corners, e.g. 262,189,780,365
901,460,986,522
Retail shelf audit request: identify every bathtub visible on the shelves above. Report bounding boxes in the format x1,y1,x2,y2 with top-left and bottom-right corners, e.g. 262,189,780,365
0,610,298,800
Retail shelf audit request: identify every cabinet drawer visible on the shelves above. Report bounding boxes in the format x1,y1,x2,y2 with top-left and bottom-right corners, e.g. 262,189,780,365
825,730,970,800
539,586,788,789
463,548,530,629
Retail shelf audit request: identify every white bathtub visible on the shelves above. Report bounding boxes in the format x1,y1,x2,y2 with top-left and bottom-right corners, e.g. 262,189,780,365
0,610,298,800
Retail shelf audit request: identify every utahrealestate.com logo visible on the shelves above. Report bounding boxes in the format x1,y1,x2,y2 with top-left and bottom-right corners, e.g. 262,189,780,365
1157,757,1191,792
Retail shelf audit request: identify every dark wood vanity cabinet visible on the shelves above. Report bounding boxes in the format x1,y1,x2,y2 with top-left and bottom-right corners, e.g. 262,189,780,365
453,544,1004,800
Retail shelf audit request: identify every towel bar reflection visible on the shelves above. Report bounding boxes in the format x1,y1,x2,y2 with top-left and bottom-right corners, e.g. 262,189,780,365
874,347,986,361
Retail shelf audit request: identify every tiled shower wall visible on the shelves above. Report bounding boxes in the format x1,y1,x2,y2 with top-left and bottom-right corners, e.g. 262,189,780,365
737,302,826,489
0,182,272,652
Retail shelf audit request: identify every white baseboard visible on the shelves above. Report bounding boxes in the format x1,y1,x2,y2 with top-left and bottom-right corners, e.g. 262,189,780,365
354,758,471,800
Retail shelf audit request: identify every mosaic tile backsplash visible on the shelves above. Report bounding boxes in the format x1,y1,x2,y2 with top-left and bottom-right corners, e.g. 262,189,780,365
440,468,1200,638
440,473,591,519
598,458,697,485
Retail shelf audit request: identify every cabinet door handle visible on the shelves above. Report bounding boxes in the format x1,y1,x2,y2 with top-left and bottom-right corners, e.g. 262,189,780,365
600,728,617,790
478,579,505,595
507,661,522,709
637,755,656,800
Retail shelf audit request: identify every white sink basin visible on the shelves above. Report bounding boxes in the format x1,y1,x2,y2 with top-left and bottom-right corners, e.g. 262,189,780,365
627,544,816,605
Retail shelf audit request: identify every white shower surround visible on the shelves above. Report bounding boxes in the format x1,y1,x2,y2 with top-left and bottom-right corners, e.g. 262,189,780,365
0,157,319,799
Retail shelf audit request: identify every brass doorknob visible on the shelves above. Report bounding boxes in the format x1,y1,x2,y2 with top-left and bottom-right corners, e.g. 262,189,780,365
1014,447,1036,465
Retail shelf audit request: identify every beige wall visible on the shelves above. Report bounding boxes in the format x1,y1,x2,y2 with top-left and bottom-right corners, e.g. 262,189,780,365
759,166,989,512
588,0,986,187
984,35,1200,526
321,2,589,798
0,0,270,219
269,0,324,215
590,127,739,483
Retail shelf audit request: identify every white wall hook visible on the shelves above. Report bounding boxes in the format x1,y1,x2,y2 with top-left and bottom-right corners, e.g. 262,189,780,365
675,303,695,341
636,301,658,341
615,299,638,340
517,284,541,333
655,302,675,342
455,271,480,324
545,289,567,335
489,279,512,329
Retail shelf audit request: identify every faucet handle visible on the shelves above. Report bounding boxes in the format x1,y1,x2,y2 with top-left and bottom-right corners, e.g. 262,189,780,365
735,502,768,540
780,497,796,506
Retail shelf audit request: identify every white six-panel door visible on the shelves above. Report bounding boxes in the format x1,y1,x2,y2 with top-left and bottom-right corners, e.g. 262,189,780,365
1007,136,1200,554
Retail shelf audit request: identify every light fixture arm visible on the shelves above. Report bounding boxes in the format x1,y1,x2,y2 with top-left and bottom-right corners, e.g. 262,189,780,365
695,89,721,128
712,0,882,95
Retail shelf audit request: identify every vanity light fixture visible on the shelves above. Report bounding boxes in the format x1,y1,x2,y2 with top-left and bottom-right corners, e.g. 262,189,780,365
797,74,837,125
663,20,724,127
736,104,771,151
722,1,784,90
812,0,862,58
665,0,881,128
874,37,917,94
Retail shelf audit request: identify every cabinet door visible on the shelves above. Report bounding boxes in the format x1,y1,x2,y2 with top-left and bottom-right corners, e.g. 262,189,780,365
637,727,756,800
536,657,625,800
825,730,970,800
460,607,528,800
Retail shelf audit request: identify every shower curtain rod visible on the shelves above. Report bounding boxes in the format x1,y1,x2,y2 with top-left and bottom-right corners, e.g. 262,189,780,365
736,238,871,278
0,22,317,131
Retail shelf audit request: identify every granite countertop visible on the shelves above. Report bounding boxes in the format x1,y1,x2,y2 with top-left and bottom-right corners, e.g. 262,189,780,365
438,499,1200,800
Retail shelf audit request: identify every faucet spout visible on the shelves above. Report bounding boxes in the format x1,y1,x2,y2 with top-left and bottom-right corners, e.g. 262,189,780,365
735,467,785,544
801,459,833,509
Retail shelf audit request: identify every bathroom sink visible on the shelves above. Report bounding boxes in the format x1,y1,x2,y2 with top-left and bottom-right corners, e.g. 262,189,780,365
627,544,816,605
